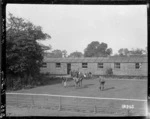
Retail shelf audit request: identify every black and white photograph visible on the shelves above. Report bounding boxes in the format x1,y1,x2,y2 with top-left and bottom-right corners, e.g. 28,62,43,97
5,4,148,117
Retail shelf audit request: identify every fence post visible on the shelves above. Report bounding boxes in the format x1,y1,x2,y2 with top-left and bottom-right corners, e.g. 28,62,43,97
93,98,97,114
94,105,97,114
17,94,18,107
127,109,129,116
32,95,34,107
58,96,61,111
127,108,132,116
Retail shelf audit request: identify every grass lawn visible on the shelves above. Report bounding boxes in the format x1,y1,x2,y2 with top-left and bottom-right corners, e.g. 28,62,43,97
10,77,147,99
6,105,118,117
6,77,147,116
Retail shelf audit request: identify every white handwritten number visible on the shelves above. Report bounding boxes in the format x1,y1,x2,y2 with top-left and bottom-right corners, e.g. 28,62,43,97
122,105,134,109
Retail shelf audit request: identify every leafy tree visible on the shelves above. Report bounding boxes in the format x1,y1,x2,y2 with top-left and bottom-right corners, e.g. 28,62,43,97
39,44,52,57
62,50,67,58
144,47,147,55
113,53,119,56
84,41,112,57
50,49,63,58
68,51,83,58
118,48,146,56
118,48,129,56
129,48,145,55
43,49,67,58
106,68,113,76
6,13,51,88
47,49,68,58
39,43,52,51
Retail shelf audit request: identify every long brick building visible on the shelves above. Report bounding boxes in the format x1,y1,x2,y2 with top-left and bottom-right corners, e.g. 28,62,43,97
40,55,147,76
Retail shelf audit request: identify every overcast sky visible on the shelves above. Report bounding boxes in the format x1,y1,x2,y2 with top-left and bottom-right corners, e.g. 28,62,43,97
6,4,147,55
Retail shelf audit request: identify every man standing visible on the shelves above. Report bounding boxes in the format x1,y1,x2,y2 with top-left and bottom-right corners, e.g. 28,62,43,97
99,76,105,91
62,77,67,87
64,79,67,87
62,77,65,86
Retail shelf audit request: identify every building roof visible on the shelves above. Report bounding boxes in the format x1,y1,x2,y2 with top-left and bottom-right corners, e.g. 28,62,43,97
44,56,147,63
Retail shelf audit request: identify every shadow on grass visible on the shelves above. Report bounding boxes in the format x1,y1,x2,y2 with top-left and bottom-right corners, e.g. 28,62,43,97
83,84,95,88
102,87,115,91
67,84,75,88
7,75,96,91
66,84,94,89
40,76,73,86
17,77,74,90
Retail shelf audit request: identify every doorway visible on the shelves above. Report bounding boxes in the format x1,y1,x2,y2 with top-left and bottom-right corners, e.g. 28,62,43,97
67,63,71,74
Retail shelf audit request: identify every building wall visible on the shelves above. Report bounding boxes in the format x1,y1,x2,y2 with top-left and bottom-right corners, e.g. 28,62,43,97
78,63,94,74
40,62,67,74
111,62,147,76
126,63,147,76
112,63,128,76
71,63,81,71
93,63,111,75
40,62,147,76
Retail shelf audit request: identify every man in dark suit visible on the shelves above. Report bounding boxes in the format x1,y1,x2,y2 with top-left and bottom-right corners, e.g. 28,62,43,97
99,76,105,91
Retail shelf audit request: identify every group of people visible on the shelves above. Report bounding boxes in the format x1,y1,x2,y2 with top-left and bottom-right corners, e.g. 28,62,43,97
61,70,87,88
70,70,86,88
61,70,106,91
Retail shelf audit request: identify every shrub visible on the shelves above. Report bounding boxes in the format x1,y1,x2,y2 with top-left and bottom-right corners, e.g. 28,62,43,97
13,77,22,90
106,68,113,76
45,72,50,76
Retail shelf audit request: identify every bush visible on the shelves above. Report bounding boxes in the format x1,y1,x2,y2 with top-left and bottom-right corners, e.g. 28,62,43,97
45,72,50,76
106,68,113,76
13,77,22,90
6,76,14,90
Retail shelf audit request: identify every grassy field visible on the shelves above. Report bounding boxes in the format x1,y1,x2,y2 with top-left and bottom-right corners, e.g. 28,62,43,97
6,77,147,116
6,105,118,117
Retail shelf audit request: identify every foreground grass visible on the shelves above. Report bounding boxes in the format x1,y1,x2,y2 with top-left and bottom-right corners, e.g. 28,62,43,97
10,78,147,99
7,105,120,117
6,77,147,116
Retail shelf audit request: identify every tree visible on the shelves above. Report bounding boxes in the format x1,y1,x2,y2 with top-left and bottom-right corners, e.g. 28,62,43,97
84,41,112,57
144,47,147,55
129,48,145,55
118,48,146,56
44,49,67,58
50,49,63,58
6,13,51,87
118,48,129,56
113,53,119,56
62,50,67,58
39,44,52,57
39,44,52,51
68,51,83,58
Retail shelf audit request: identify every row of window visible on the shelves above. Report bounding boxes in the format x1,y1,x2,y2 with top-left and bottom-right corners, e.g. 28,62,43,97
81,63,141,69
42,62,142,69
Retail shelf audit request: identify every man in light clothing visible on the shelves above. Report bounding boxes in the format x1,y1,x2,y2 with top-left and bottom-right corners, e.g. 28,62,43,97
64,80,67,87
62,77,67,87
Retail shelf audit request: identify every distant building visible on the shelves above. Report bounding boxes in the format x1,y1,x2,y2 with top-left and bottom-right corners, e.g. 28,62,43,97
40,56,147,76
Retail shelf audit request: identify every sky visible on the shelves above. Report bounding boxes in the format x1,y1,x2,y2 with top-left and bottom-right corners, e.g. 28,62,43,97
6,4,147,55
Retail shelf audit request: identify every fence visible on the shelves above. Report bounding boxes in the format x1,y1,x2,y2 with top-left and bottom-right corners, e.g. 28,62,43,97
6,93,147,116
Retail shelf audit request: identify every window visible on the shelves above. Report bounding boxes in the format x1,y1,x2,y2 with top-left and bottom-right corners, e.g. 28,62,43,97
82,63,88,68
56,63,61,68
42,62,47,68
98,63,103,68
135,63,141,69
114,63,120,69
